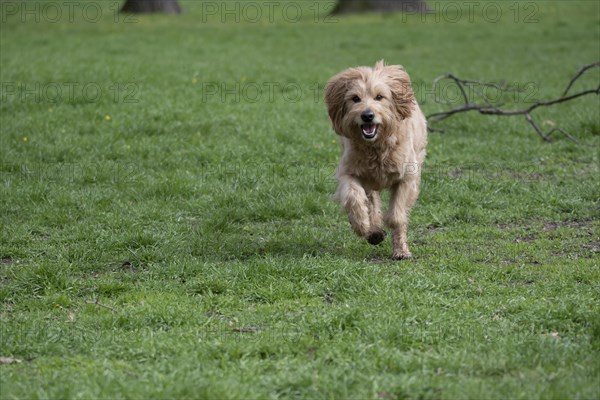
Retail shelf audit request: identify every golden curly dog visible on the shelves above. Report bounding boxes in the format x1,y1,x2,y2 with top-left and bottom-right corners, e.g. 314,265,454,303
324,60,427,260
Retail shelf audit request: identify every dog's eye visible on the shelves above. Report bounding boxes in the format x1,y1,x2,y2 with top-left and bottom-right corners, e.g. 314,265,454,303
352,96,361,103
375,95,384,101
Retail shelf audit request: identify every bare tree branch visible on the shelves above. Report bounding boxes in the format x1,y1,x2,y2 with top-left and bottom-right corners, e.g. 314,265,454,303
427,62,600,142
562,62,600,97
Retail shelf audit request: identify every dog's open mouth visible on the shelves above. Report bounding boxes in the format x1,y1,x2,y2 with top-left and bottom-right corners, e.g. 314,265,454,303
361,123,378,140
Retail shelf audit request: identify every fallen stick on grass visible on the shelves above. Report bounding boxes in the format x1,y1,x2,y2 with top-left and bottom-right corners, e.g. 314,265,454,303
86,294,117,313
427,62,600,143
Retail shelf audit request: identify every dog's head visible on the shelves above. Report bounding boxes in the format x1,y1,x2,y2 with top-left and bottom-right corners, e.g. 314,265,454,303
324,60,415,142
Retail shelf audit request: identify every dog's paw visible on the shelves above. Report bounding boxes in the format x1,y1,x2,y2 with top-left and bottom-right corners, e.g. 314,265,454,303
367,231,386,245
392,251,412,260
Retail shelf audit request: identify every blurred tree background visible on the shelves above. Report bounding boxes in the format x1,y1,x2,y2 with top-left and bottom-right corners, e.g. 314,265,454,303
331,0,429,14
119,0,430,14
120,0,182,14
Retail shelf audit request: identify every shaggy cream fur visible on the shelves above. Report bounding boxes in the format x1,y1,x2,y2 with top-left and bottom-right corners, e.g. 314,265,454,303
324,60,428,259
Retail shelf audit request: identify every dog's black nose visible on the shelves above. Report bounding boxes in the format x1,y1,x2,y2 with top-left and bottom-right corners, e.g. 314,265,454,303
361,110,375,122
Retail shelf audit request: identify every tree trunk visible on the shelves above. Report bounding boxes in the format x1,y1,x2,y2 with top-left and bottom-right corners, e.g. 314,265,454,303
331,0,429,15
121,0,182,14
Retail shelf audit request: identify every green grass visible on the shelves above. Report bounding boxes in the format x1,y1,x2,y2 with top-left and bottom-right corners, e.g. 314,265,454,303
1,1,599,398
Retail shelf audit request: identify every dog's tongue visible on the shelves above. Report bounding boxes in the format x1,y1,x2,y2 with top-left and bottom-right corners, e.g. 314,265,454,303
362,124,376,134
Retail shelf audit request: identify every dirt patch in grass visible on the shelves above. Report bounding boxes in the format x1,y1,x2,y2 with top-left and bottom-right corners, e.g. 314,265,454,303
0,258,14,285
497,218,598,258
582,240,600,252
497,218,596,232
514,234,537,243
118,261,138,273
542,219,596,231
1,257,14,266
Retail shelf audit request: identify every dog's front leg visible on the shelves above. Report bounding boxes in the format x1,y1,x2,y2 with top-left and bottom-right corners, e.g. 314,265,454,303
336,175,372,240
385,179,420,259
366,191,385,245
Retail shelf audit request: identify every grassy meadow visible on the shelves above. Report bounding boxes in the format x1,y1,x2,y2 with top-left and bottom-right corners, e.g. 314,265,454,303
0,0,599,398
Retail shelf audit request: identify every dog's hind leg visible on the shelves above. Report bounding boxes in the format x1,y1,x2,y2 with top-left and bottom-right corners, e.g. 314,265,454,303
366,191,385,245
385,178,420,259
336,175,371,239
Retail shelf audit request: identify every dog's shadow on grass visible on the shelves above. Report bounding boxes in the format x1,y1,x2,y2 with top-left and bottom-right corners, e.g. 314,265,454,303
192,227,397,264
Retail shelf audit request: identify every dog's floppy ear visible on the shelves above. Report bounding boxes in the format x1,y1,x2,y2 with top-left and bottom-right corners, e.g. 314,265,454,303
378,62,414,120
324,69,360,136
